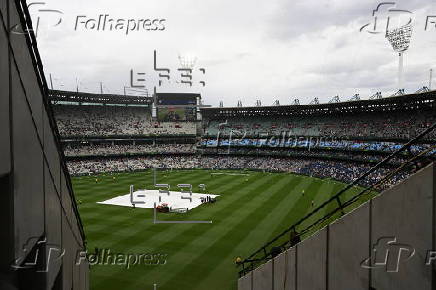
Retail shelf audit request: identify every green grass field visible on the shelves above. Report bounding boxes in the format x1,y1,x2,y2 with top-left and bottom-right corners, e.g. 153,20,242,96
72,169,373,290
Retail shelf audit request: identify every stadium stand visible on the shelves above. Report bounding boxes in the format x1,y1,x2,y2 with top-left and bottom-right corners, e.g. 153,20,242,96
63,143,196,156
203,109,435,139
51,89,435,191
53,104,196,137
66,156,410,189
201,92,436,140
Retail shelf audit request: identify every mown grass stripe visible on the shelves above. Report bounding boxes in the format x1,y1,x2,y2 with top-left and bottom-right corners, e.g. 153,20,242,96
91,173,280,289
155,176,305,289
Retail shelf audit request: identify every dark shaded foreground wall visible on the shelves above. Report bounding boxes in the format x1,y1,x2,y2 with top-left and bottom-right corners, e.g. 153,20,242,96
0,1,88,289
239,164,436,290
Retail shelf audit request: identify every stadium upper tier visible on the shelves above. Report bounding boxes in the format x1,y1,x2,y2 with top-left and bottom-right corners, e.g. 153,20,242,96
53,104,196,137
201,90,436,140
64,143,196,156
51,90,435,140
203,111,435,139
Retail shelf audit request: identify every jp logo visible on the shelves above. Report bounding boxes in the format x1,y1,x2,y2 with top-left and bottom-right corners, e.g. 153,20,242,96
10,2,63,37
361,237,415,272
206,119,247,153
11,236,65,273
360,2,412,34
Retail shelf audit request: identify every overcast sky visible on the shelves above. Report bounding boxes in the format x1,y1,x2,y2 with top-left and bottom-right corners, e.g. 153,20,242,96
31,0,436,106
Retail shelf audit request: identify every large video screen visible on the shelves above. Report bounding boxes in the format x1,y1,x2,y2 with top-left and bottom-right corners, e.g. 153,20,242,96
157,106,196,121
156,93,199,121
156,93,199,105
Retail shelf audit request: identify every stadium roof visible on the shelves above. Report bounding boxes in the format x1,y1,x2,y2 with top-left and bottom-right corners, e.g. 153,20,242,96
200,90,436,118
49,89,153,105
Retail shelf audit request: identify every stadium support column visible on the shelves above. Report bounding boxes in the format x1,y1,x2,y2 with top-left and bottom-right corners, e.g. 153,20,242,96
153,168,157,186
196,95,202,121
152,102,157,120
398,52,404,91
152,87,157,120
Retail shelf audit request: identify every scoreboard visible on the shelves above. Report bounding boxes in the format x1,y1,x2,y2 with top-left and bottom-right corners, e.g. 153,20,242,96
155,93,199,106
155,93,200,121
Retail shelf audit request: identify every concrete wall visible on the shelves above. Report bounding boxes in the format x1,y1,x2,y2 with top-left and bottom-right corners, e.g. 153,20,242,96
0,1,88,289
239,164,435,290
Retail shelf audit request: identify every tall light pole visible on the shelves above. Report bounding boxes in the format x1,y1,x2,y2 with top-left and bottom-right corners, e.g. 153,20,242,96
386,23,412,92
49,73,54,90
178,54,197,70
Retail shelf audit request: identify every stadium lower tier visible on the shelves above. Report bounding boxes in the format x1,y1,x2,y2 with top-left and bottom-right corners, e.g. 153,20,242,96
200,138,433,153
66,155,419,189
62,142,435,166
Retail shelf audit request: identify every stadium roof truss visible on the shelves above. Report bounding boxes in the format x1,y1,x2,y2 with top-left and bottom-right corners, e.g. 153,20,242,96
200,90,436,118
49,89,154,105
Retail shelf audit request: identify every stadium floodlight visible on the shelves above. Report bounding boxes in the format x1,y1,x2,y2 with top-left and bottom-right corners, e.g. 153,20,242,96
178,54,197,70
415,86,429,94
390,89,405,97
369,92,382,100
328,96,340,103
348,94,360,102
386,23,412,92
309,97,319,105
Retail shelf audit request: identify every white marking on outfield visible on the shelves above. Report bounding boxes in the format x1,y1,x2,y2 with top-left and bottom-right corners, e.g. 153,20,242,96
97,190,219,210
210,173,250,176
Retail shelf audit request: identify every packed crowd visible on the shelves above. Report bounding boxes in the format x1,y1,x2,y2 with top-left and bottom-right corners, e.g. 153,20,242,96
63,142,408,164
63,143,196,156
52,104,435,140
54,105,196,136
205,111,436,139
66,156,413,189
201,147,408,165
55,102,433,190
201,138,432,154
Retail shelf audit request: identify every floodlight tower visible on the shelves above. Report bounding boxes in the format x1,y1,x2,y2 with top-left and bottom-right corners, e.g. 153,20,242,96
178,53,200,119
178,54,197,70
385,23,412,92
